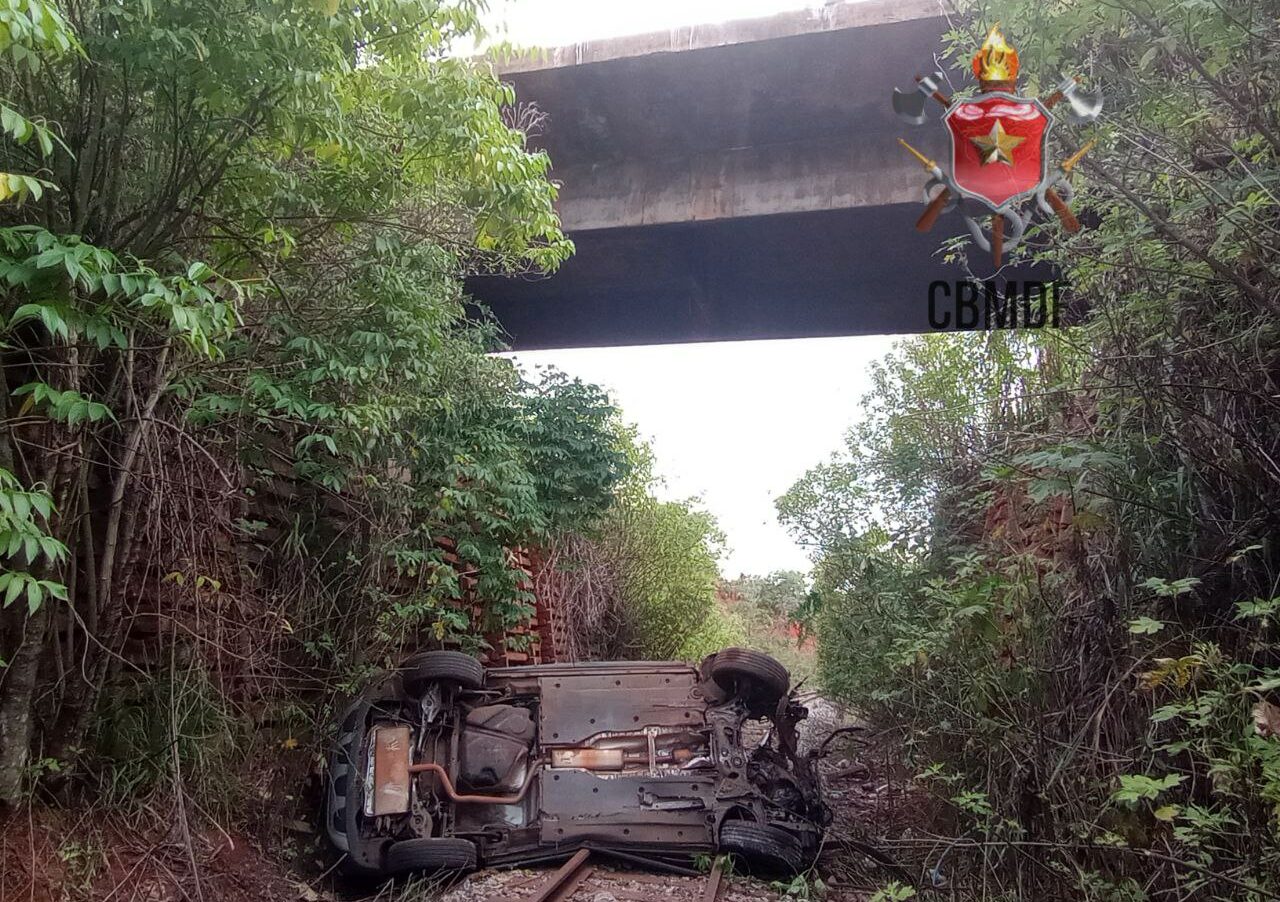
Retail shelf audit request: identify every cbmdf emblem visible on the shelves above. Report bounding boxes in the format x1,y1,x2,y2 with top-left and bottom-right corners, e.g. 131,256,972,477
893,26,1102,267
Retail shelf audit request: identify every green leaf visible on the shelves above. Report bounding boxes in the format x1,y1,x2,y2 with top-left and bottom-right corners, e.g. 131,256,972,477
1,573,23,607
1112,773,1185,806
1140,577,1201,598
1245,675,1280,694
1128,617,1166,635
1236,597,1280,620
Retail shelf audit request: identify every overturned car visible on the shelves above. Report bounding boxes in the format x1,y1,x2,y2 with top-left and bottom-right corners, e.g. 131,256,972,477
326,648,828,878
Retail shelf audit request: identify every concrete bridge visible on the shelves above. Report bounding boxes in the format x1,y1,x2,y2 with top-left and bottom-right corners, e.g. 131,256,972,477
471,0,980,349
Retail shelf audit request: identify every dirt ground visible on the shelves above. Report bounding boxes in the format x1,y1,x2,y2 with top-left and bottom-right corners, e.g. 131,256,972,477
440,862,786,902
0,806,325,902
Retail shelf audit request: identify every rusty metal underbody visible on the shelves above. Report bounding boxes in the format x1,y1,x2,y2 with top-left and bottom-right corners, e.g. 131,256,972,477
344,657,825,870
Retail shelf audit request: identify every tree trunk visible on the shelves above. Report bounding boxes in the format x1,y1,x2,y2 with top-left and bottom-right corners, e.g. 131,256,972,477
0,600,50,804
54,340,173,754
0,359,49,804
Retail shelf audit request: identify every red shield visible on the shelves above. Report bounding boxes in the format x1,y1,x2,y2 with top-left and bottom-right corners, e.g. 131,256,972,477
945,94,1050,209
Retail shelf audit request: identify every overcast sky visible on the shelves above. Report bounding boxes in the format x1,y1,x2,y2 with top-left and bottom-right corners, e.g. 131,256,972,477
491,0,898,576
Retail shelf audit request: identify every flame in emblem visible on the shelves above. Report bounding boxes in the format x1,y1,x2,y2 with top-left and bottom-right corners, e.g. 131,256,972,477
972,24,1020,83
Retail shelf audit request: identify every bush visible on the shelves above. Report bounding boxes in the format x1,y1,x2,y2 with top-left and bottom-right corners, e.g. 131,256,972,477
534,431,727,661
0,0,624,817
782,1,1280,891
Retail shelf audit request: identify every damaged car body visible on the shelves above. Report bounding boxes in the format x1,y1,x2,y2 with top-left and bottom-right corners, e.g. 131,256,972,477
326,648,828,878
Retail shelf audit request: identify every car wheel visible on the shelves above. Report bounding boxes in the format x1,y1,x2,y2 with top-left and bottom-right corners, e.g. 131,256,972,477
384,837,477,875
719,821,810,875
327,700,390,876
708,647,790,714
401,650,484,698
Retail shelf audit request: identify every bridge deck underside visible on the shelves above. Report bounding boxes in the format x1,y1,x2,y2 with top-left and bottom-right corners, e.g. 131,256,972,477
471,204,1053,349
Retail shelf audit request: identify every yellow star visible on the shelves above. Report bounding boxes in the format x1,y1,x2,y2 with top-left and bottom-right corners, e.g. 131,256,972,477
969,119,1025,166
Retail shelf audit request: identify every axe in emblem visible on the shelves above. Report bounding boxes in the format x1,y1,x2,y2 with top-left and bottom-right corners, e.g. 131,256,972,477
1045,76,1103,124
892,71,947,125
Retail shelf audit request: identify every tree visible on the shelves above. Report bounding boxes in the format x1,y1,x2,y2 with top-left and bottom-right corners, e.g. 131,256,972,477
607,494,725,659
0,0,601,805
533,428,728,662
783,0,1280,895
722,570,808,619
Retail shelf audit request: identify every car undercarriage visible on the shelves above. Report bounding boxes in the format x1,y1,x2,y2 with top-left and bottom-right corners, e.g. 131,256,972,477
327,648,829,878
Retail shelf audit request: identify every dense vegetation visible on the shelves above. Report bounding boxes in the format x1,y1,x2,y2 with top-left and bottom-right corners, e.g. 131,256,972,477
717,570,814,680
0,17,740,881
4,0,1277,900
782,1,1280,898
0,0,636,826
534,436,732,661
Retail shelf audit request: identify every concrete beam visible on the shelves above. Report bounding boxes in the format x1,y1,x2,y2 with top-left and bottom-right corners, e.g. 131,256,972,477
551,133,926,230
470,1,1000,348
469,205,1057,350
491,1,955,230
471,205,953,349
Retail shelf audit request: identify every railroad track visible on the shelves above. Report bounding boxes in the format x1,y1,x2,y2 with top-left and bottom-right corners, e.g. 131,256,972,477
462,851,734,902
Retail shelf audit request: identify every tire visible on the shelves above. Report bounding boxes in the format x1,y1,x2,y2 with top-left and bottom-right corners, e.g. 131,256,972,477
719,821,810,875
326,700,388,876
708,648,789,714
401,651,484,698
384,837,477,875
